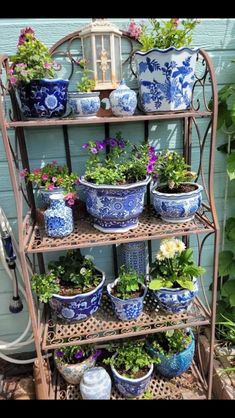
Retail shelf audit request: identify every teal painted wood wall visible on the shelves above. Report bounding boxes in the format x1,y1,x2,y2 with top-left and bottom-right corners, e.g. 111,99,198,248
0,18,234,351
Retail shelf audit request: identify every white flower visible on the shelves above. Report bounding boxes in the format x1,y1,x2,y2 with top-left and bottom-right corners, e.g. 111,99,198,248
156,251,165,261
85,255,94,261
160,238,177,259
174,239,186,254
80,267,87,275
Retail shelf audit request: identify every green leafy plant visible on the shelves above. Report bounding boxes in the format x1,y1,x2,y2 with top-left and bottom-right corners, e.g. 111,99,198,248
216,315,235,344
76,59,95,93
20,160,79,205
31,272,60,303
127,19,200,52
103,340,160,379
82,132,155,185
149,329,193,356
55,345,101,364
9,27,55,84
113,266,144,300
148,238,205,291
152,150,196,190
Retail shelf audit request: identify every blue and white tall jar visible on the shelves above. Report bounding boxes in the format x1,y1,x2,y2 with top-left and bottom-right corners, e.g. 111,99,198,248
120,241,146,275
109,79,137,116
135,47,199,113
44,193,73,237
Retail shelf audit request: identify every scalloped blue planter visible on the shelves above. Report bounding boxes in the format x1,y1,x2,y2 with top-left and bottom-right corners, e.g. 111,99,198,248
135,47,199,113
146,329,195,378
17,78,69,118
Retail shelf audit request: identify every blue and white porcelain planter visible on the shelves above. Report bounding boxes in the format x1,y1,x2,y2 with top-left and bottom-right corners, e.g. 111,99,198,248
49,269,105,322
152,183,203,223
153,277,199,314
38,186,66,207
109,79,137,116
80,367,112,400
146,329,195,378
17,78,69,118
68,91,100,117
120,241,146,275
107,278,147,321
44,193,73,237
111,357,153,398
54,353,97,385
135,47,199,113
79,176,150,233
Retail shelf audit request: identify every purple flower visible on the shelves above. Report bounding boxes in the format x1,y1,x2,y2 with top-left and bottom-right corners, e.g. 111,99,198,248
118,139,126,149
52,160,58,165
147,163,154,174
91,147,98,154
149,155,157,163
96,141,105,151
74,350,84,360
56,351,64,358
82,143,89,149
92,349,102,360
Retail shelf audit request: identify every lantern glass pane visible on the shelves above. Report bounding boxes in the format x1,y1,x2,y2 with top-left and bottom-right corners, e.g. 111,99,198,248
95,35,102,58
114,36,121,81
83,36,92,69
103,35,111,58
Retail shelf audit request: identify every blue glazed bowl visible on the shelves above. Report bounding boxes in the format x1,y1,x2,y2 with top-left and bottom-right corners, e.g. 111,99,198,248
146,329,195,378
49,268,105,322
107,278,147,321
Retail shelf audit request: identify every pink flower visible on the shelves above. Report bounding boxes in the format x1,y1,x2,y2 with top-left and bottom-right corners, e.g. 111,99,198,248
19,168,27,177
172,18,180,28
33,168,41,175
52,160,58,165
47,184,54,191
18,27,35,46
128,20,142,40
42,174,49,181
64,192,74,201
52,176,57,183
10,76,17,85
43,63,52,69
67,198,75,206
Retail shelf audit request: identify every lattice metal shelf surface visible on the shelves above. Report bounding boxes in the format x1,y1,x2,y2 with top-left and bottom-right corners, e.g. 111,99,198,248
42,292,210,350
26,207,214,254
55,363,206,400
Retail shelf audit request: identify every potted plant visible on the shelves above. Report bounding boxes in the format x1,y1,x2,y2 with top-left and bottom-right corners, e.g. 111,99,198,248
20,160,79,207
54,344,102,384
148,238,205,313
106,266,147,321
31,249,105,322
68,59,100,117
103,340,158,398
151,149,203,223
146,328,195,378
9,27,69,118
79,132,155,232
127,19,200,113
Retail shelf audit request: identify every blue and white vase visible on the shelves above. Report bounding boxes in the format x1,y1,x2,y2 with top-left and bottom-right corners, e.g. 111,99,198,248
152,183,203,223
146,329,195,378
153,277,199,314
68,91,100,117
120,241,146,275
80,367,112,400
38,186,66,207
44,193,73,237
17,78,69,118
135,47,199,113
109,79,137,116
107,278,147,321
49,269,105,322
111,355,153,398
54,353,97,385
79,176,150,233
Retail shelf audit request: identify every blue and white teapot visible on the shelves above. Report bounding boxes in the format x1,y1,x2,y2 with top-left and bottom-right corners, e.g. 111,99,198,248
109,79,137,116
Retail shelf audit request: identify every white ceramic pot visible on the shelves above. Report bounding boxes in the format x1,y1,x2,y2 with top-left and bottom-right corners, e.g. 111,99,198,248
80,367,112,399
68,91,100,117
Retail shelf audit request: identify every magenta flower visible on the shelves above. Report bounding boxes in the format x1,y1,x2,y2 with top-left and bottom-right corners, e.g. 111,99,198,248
128,20,142,40
147,163,154,174
43,63,52,69
18,27,35,46
33,168,41,175
19,168,27,177
82,143,89,149
64,192,74,201
10,76,17,85
52,160,58,165
42,174,49,181
91,147,98,154
47,184,54,191
68,198,75,206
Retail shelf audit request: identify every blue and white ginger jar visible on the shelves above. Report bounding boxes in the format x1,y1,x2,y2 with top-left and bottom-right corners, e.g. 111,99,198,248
68,91,100,117
80,367,112,400
44,193,73,237
120,241,146,275
109,79,137,116
135,47,199,113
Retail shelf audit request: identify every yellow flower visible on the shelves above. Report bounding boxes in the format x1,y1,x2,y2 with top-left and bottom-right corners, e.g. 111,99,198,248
174,239,186,254
160,239,177,259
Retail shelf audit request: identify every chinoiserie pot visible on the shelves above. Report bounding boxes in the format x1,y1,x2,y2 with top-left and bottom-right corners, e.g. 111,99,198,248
107,278,147,321
152,277,199,314
38,186,66,207
111,354,154,398
80,367,112,400
146,329,195,378
44,193,74,237
109,79,137,116
135,47,199,113
49,268,105,322
79,176,150,233
17,78,69,118
68,91,100,117
151,183,203,223
120,241,146,275
54,353,97,385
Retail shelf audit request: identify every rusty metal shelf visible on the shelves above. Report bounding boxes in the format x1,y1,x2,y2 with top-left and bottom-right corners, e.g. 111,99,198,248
25,207,214,254
42,292,210,350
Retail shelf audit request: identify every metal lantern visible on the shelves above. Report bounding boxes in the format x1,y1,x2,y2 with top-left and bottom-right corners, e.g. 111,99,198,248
80,19,122,90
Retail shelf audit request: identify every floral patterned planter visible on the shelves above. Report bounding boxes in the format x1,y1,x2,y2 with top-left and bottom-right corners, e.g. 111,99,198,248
79,176,150,233
120,241,146,275
107,278,147,321
109,79,137,116
135,47,198,113
49,268,105,322
68,92,100,117
54,353,96,385
17,78,69,118
146,329,195,377
152,183,203,223
38,186,65,206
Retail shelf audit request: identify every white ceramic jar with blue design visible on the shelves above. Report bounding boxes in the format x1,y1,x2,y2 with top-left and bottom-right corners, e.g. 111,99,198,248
120,241,146,275
44,193,73,237
80,367,112,400
54,353,97,385
135,47,199,113
68,92,100,117
109,79,137,116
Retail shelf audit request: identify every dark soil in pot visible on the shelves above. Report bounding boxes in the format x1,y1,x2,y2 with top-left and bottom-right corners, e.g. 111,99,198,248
157,184,198,194
115,366,149,379
111,284,144,299
58,272,103,296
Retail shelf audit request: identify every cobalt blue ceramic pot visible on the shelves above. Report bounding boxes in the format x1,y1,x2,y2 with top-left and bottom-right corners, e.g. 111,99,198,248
68,92,100,117
120,241,146,275
17,78,69,118
107,278,147,321
109,79,137,116
38,186,66,206
146,329,195,378
135,47,199,113
49,268,105,322
152,183,203,223
79,176,150,233
44,194,73,237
